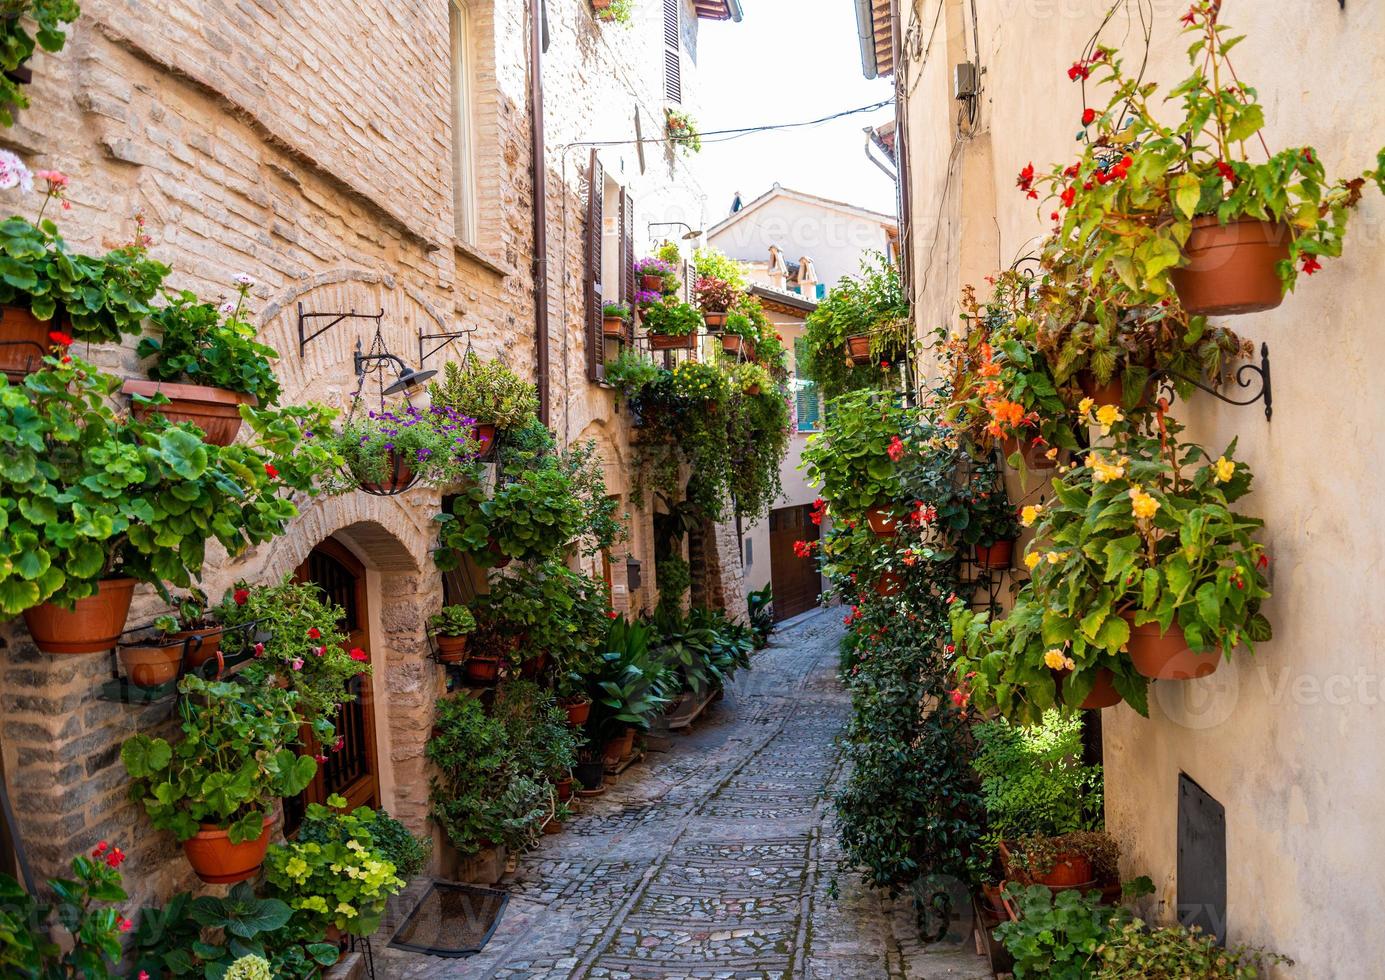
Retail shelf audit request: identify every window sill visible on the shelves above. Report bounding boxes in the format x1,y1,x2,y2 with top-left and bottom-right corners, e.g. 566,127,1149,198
453,239,517,278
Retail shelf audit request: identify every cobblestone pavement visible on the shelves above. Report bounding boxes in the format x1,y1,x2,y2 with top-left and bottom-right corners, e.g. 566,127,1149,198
377,611,991,979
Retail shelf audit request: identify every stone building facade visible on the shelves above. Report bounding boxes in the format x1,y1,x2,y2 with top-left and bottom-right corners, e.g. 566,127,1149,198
0,0,746,911
862,1,1385,976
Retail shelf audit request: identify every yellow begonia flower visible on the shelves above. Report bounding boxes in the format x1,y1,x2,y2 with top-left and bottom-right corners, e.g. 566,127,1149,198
1045,551,1066,565
1024,550,1041,570
1214,456,1235,483
1043,649,1068,670
1088,454,1126,484
1095,404,1124,434
1020,504,1042,527
1078,397,1095,415
1130,487,1160,520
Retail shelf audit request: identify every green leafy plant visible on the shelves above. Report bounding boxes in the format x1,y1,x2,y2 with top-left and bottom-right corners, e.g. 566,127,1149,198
587,615,674,738
996,884,1122,979
634,256,679,295
799,253,908,399
137,282,282,404
721,311,754,338
670,360,727,402
218,577,367,741
801,389,911,517
0,1,80,126
603,348,666,397
594,0,633,25
655,556,690,618
492,681,580,783
747,584,773,648
121,676,317,844
264,794,407,937
602,301,630,321
435,461,585,566
555,438,627,555
426,353,540,428
1028,3,1385,305
691,247,749,290
428,603,476,637
0,843,131,978
1094,917,1291,978
641,299,702,338
971,711,1103,844
665,108,701,154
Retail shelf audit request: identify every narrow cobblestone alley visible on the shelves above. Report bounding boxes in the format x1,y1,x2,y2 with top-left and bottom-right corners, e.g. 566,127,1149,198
379,612,990,979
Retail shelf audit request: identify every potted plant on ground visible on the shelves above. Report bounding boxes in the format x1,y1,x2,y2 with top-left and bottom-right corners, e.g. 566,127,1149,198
602,301,630,338
641,299,701,350
801,388,913,535
426,353,541,455
665,108,702,155
634,256,678,295
127,280,281,446
121,676,317,883
718,311,756,358
0,173,167,379
693,274,737,331
1028,2,1384,317
428,604,476,664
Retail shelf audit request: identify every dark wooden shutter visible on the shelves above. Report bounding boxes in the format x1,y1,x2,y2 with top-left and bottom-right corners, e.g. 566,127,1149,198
585,149,605,383
619,186,636,347
663,0,682,103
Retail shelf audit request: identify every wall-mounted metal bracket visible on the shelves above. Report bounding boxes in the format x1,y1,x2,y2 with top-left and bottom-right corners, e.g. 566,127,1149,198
1161,342,1272,421
297,302,385,356
419,325,477,366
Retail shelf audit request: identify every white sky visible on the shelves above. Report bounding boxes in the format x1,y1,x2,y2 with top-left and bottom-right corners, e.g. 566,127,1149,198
692,0,899,228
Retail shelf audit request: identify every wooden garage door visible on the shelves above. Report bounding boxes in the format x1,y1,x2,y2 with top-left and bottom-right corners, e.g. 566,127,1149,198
768,504,821,621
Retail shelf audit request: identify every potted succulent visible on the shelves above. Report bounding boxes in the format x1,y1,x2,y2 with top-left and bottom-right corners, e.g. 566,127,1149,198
1028,2,1384,317
426,353,541,455
328,402,481,495
718,311,756,358
634,256,678,295
0,172,167,380
2,356,338,654
665,108,702,155
640,299,701,350
126,280,281,446
428,604,476,664
602,301,630,338
121,676,317,883
801,389,912,534
692,275,737,331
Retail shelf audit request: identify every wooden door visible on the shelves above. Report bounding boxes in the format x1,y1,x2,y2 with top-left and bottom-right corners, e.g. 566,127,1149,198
767,504,821,621
285,539,380,831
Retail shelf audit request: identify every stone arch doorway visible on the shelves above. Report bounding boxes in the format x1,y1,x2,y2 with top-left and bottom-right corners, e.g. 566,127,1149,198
284,537,381,833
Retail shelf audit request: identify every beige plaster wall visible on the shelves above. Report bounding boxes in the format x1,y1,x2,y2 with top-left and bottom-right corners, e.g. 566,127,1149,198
896,1,1385,974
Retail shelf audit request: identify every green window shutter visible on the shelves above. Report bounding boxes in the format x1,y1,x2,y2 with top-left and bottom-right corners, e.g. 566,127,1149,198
795,381,821,432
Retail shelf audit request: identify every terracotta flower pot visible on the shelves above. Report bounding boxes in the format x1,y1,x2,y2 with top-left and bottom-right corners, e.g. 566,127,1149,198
121,380,256,447
118,639,186,689
640,274,665,291
1001,434,1057,470
542,816,563,835
464,654,502,685
1054,666,1123,710
1170,217,1291,316
176,628,223,675
702,311,727,331
471,422,497,457
603,728,635,765
435,634,469,664
1077,371,1141,409
1123,615,1220,680
721,334,748,356
0,304,54,381
182,816,275,884
23,578,136,654
845,334,872,366
746,383,762,396
874,571,902,597
649,332,695,350
603,316,627,337
554,776,574,803
975,539,1015,570
1000,840,1093,891
563,697,592,727
865,506,900,537
357,450,415,495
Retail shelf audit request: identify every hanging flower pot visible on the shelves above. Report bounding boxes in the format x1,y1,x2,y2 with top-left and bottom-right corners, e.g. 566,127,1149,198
649,332,695,351
845,334,872,366
23,578,137,654
1054,666,1123,710
464,654,502,685
355,449,416,496
640,274,665,291
471,422,497,457
1076,371,1142,410
563,695,592,727
975,539,1016,570
117,638,185,690
121,380,256,448
176,628,224,675
874,571,902,597
0,305,54,381
1123,615,1220,680
182,816,275,884
746,383,762,396
603,316,626,338
703,311,727,331
1169,217,1292,316
435,634,469,664
865,506,900,537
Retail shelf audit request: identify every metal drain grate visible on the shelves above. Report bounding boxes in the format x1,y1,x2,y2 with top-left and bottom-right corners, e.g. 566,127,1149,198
387,881,509,958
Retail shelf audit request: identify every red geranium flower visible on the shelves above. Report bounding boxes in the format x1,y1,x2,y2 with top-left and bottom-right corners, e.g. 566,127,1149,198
1081,107,1096,126
307,627,321,639
349,647,368,662
264,463,279,479
47,331,73,347
1300,254,1322,276
233,588,250,606
606,609,619,619
886,435,905,462
1067,61,1091,81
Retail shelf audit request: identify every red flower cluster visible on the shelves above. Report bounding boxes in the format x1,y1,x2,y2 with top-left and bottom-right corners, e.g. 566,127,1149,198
307,627,321,639
793,539,817,559
1081,107,1097,126
886,435,905,462
1060,185,1077,208
1067,60,1092,82
264,463,279,479
349,647,368,662
810,498,826,526
233,588,250,606
1216,159,1238,184
842,605,862,627
1300,255,1322,276
1095,155,1133,185
1016,162,1038,199
911,502,937,526
1179,5,1199,27
93,841,126,868
48,330,73,347
606,609,619,619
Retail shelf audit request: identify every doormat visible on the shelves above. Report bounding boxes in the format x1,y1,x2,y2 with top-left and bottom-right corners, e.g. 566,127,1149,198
387,881,509,958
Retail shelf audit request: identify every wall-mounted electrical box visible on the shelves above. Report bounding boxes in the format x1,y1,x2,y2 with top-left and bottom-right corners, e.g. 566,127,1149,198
954,62,979,101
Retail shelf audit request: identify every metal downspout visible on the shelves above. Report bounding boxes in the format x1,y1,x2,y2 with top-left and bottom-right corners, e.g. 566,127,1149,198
529,0,551,425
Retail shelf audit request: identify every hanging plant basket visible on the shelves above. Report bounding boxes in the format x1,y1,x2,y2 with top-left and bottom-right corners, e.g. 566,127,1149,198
602,316,627,338
1054,666,1123,710
354,449,418,496
1123,615,1219,680
702,311,727,332
23,578,137,654
721,334,754,358
640,274,666,292
844,334,872,366
117,637,186,690
649,332,695,351
121,380,257,448
975,539,1016,570
1170,217,1291,317
874,571,902,597
0,304,53,381
182,816,275,884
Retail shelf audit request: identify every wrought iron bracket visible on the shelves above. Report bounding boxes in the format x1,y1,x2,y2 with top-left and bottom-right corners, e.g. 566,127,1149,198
419,325,477,365
1160,341,1272,421
297,302,385,356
